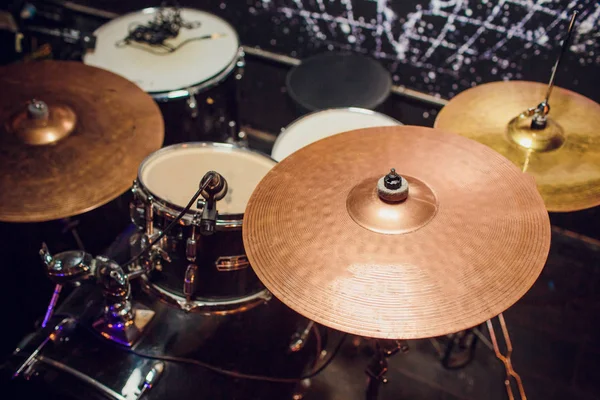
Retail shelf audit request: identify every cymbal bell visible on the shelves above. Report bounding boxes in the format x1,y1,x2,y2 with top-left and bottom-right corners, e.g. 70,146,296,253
0,60,164,223
243,126,551,339
434,80,600,213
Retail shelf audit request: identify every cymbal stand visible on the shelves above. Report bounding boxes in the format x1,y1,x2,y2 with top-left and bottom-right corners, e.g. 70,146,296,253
529,11,578,130
41,217,86,328
430,327,480,369
486,313,526,400
365,339,409,400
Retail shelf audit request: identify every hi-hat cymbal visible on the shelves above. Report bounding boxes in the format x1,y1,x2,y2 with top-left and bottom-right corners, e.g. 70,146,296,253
0,60,164,223
434,80,600,212
243,126,550,339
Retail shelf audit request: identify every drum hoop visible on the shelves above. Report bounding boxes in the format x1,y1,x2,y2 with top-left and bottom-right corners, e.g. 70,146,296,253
93,7,242,101
141,275,273,314
135,142,276,228
272,107,402,160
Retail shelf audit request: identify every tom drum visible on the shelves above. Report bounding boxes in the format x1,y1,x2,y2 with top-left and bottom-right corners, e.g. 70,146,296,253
272,108,401,161
84,7,244,145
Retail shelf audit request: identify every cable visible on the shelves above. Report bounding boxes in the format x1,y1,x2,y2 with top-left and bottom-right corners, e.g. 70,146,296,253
122,172,215,269
43,313,347,384
113,4,213,55
115,34,225,55
116,330,347,383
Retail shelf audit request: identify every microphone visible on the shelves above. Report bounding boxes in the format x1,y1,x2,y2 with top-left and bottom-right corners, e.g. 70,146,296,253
199,171,228,236
200,171,228,201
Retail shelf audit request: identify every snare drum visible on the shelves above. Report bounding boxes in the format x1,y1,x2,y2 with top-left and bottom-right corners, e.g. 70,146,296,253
84,8,243,145
130,143,276,312
272,108,401,161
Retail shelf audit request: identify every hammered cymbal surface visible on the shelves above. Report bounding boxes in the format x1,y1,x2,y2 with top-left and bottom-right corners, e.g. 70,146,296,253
0,60,164,222
243,126,551,339
434,80,600,212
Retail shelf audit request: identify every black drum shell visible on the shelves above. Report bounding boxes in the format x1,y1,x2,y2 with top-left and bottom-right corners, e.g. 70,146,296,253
156,68,242,146
142,220,264,301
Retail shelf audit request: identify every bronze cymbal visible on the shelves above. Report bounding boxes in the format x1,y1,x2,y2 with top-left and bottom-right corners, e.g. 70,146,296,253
243,126,550,339
434,80,600,212
0,60,164,222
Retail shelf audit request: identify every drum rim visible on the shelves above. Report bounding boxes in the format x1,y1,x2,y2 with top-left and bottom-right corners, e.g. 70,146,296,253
88,7,242,101
271,107,402,161
136,141,276,225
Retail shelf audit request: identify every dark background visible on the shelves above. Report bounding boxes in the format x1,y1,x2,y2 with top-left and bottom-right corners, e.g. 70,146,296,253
36,0,600,103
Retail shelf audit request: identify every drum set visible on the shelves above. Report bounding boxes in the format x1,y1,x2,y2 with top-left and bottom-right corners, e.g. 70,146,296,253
1,5,599,400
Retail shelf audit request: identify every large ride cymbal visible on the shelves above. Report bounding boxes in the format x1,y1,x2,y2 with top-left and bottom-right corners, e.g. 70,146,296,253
0,60,164,222
434,80,600,212
243,126,550,339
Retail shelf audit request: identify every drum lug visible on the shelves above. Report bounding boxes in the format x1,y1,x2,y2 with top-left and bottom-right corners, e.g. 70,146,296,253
289,320,315,352
183,263,199,303
186,91,199,118
186,237,197,262
215,255,249,271
186,224,197,262
235,51,245,80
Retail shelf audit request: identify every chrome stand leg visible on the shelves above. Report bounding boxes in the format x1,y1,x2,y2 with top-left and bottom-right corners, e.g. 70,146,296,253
41,283,62,328
487,313,527,400
364,340,409,400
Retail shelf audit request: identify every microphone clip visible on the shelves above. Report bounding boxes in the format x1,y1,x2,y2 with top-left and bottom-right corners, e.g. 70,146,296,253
199,171,227,236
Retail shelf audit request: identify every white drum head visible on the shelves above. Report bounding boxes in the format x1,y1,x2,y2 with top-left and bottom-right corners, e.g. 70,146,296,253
272,108,401,161
84,8,240,94
139,144,275,215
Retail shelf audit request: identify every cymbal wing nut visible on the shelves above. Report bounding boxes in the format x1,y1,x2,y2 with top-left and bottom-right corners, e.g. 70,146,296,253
378,172,409,202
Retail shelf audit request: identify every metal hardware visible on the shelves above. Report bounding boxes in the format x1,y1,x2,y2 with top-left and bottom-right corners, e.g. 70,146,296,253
39,243,93,327
292,379,312,400
429,328,479,369
487,313,526,400
93,257,155,347
186,225,197,262
531,11,578,130
129,201,146,228
215,255,250,271
145,202,154,236
138,362,165,398
40,243,93,284
235,51,245,81
289,321,314,352
13,317,76,379
183,264,199,302
41,284,63,329
186,90,199,118
141,275,271,314
365,339,409,400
